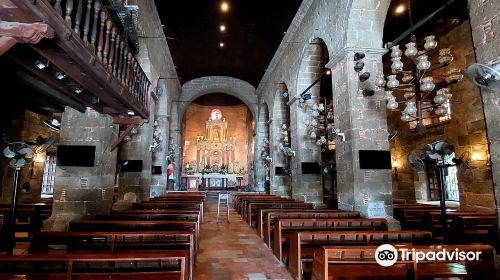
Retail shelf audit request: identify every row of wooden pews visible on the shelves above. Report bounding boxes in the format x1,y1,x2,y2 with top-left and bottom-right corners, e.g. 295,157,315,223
0,201,53,243
0,192,206,280
236,194,497,280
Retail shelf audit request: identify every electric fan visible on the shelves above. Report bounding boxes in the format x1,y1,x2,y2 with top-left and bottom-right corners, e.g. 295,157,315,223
2,142,34,254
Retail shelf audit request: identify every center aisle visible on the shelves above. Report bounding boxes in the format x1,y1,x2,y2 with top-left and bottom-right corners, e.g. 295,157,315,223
193,198,293,280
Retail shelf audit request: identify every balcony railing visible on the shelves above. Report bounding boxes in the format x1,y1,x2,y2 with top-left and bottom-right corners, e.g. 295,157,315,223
50,0,150,113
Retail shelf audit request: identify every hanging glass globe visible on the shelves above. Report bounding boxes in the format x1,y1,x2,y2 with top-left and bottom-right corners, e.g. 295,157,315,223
391,57,404,73
403,92,414,99
312,103,318,110
404,42,418,57
435,105,448,115
312,110,320,117
387,97,399,110
402,73,413,83
433,93,447,104
384,91,394,100
416,55,431,70
445,68,464,84
311,119,318,126
404,101,417,114
424,35,438,50
386,75,400,88
420,77,435,92
310,131,317,139
318,103,325,111
391,45,402,58
401,114,413,122
375,74,386,87
282,124,287,130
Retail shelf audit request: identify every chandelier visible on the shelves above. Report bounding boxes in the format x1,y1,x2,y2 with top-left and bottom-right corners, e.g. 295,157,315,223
260,139,272,166
305,98,344,150
377,35,463,134
277,123,295,157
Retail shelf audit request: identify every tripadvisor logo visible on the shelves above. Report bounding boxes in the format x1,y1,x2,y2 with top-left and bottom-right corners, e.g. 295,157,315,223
375,244,482,267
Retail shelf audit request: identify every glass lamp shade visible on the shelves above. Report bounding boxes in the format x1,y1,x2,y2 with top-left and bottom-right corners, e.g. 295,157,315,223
387,97,399,110
416,55,431,70
284,136,289,142
282,124,287,130
445,68,464,84
424,35,438,50
433,93,447,104
318,103,325,111
404,101,417,114
437,87,450,96
404,42,418,57
391,57,404,73
391,45,402,58
386,75,400,88
319,136,327,145
403,92,415,99
312,104,318,110
401,114,413,122
402,73,413,83
312,110,320,117
435,105,448,115
310,131,317,139
420,77,435,92
311,119,318,126
384,91,394,100
438,48,453,64
375,74,386,87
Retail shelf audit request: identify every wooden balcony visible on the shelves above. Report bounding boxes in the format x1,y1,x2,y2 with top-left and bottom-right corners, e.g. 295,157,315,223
0,0,150,119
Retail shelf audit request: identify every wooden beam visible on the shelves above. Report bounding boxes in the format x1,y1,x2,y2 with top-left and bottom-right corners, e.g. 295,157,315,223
0,36,16,55
110,124,136,152
0,21,54,44
113,117,147,126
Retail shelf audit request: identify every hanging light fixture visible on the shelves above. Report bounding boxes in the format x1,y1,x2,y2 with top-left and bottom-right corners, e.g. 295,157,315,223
377,0,463,134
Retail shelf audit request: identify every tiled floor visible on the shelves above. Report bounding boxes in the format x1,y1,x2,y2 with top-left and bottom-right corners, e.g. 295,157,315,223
193,202,293,280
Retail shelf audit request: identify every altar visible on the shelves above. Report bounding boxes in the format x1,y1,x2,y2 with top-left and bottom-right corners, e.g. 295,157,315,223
182,173,238,190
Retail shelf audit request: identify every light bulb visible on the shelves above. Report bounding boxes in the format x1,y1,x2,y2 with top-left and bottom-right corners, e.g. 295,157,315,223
391,57,404,73
404,101,417,114
375,74,386,87
404,42,418,57
420,76,435,92
416,55,431,70
433,93,447,104
386,75,400,88
391,45,402,58
424,35,438,50
387,97,399,110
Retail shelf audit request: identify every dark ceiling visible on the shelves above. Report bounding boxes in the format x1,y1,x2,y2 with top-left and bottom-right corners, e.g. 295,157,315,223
154,0,302,87
192,92,244,106
383,0,469,45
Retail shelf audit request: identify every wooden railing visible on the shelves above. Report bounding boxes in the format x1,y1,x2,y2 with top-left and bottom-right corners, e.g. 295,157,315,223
50,0,150,111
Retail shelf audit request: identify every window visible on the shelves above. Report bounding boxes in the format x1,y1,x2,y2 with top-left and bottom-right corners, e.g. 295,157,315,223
41,155,56,196
425,152,459,201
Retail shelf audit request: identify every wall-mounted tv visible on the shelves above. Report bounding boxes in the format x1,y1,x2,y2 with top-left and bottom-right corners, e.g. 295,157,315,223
359,150,392,169
301,162,321,174
122,160,143,172
152,166,162,175
56,145,96,167
275,166,286,175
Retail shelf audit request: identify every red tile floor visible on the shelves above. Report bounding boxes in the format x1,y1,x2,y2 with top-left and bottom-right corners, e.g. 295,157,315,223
193,201,293,280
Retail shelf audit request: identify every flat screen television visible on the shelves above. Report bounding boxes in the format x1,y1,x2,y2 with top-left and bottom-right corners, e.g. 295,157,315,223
56,145,96,167
122,160,143,172
359,150,392,169
275,166,286,175
301,162,321,174
152,166,162,175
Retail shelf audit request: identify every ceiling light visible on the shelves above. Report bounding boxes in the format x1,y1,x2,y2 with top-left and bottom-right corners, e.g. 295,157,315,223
55,71,66,80
74,86,83,95
127,110,135,116
219,24,226,32
220,2,229,12
395,4,405,14
219,42,225,48
35,59,49,70
325,70,331,75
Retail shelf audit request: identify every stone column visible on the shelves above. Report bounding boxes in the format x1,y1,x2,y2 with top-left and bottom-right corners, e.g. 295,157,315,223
150,80,170,197
44,107,118,231
254,107,267,192
114,99,155,208
468,0,500,222
328,49,393,219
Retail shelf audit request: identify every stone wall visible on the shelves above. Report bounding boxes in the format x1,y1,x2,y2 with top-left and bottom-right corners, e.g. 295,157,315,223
467,0,500,218
389,20,495,212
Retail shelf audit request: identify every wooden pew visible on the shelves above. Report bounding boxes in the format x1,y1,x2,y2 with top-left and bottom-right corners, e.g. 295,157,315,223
246,202,314,227
400,208,464,230
29,231,194,280
288,230,433,280
263,211,361,247
0,204,52,241
132,201,204,222
0,251,187,280
393,204,442,222
239,198,294,216
421,211,496,240
273,218,387,262
233,194,275,209
311,245,496,280
234,194,278,212
449,215,499,247
68,220,199,251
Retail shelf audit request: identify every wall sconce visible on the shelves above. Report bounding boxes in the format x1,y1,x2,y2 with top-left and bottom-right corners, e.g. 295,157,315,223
34,153,45,163
471,152,481,161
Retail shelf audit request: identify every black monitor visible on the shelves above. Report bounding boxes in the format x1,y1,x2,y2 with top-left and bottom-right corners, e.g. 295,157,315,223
152,166,162,175
121,160,143,172
56,145,96,167
359,150,392,169
275,166,286,175
301,162,321,174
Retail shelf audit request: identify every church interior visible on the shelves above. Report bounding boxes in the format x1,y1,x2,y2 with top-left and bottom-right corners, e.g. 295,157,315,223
0,0,499,279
